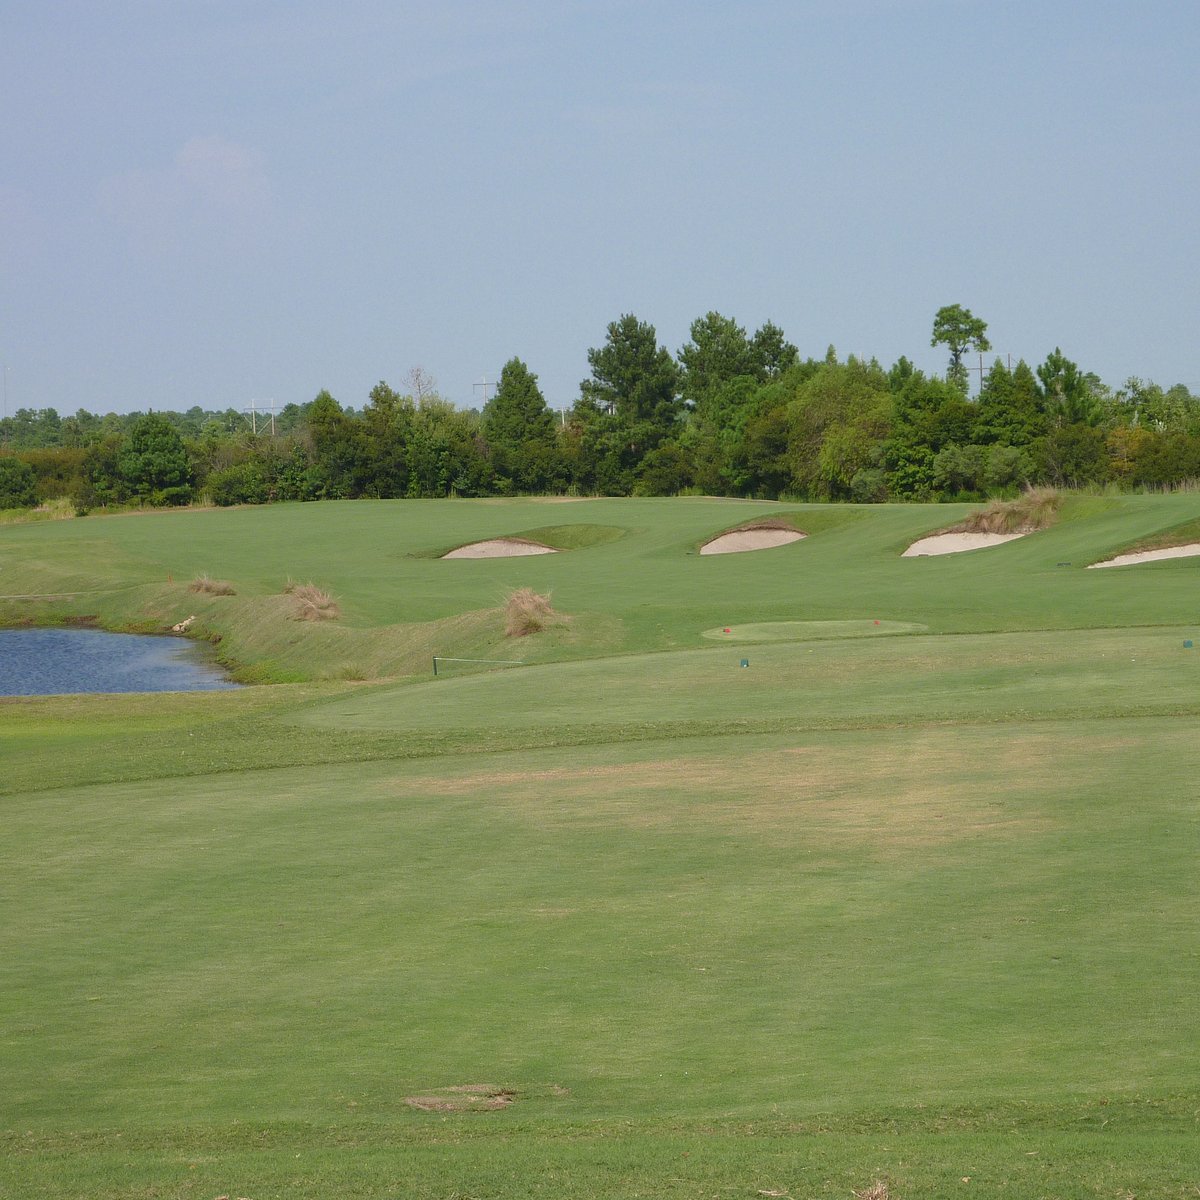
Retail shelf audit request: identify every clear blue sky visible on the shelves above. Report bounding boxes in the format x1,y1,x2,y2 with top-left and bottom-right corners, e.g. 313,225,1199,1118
2,0,1197,416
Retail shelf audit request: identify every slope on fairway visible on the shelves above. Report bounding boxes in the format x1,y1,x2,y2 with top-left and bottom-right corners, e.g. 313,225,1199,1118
294,625,1200,737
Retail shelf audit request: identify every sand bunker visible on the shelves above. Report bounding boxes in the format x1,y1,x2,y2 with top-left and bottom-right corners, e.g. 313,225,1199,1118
443,538,558,559
903,531,1025,557
700,528,806,555
1088,543,1200,568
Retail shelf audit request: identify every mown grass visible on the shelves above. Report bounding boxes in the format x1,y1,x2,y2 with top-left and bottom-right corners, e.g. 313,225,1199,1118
4,495,1200,1197
2,492,1200,682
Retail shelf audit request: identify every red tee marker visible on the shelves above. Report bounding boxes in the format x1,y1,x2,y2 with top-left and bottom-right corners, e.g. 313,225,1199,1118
724,627,731,633
874,619,880,625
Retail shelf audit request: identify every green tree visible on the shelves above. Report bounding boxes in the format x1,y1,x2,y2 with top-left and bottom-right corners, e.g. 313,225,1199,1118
678,312,757,407
482,358,563,493
576,314,681,493
1037,348,1102,427
786,360,893,500
975,359,1047,446
931,304,991,393
304,390,362,498
0,457,38,508
748,320,799,379
361,381,415,497
119,413,192,504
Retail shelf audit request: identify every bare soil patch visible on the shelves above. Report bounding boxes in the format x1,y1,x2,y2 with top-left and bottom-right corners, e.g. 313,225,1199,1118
443,538,558,559
404,1085,516,1113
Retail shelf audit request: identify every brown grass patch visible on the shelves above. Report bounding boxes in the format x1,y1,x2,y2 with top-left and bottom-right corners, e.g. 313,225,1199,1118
388,731,1065,852
189,573,236,596
505,587,558,637
853,1183,891,1200
958,486,1061,534
404,1085,516,1113
284,580,341,621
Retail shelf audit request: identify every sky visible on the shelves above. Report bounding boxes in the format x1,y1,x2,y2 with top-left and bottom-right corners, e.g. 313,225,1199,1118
1,0,1197,417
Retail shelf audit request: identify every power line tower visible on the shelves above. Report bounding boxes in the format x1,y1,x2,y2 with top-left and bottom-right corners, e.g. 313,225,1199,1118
244,397,277,435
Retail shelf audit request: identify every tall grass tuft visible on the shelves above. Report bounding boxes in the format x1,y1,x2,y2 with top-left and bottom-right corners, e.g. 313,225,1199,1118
504,587,556,637
285,580,341,621
853,1183,891,1200
190,574,237,596
960,486,1062,534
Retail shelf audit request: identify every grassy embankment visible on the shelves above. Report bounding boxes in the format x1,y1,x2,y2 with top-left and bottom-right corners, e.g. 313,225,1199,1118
3,494,1200,1198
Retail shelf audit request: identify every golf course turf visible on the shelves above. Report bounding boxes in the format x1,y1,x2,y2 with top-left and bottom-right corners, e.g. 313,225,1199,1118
2,495,1199,1198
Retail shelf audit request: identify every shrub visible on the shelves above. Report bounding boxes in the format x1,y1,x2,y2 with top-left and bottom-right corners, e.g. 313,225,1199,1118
504,587,556,637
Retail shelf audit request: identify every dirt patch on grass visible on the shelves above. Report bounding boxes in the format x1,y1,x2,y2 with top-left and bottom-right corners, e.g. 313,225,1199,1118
443,538,559,559
405,1085,516,1113
700,518,807,556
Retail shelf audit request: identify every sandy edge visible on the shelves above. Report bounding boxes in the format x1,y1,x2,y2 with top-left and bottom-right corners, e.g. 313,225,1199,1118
700,529,806,555
442,538,559,559
1088,543,1200,568
902,531,1026,557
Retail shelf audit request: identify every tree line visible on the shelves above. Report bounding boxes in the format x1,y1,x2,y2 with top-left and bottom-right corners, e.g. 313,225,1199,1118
2,305,1199,512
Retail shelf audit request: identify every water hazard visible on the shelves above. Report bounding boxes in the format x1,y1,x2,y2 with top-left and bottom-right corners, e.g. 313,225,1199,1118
0,628,240,696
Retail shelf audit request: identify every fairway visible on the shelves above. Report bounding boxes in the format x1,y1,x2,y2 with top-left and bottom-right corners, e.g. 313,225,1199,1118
4,496,1200,1198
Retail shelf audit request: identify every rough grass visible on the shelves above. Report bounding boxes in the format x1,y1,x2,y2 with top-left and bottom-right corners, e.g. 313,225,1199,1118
958,486,1062,533
189,573,236,596
284,580,341,621
504,586,557,636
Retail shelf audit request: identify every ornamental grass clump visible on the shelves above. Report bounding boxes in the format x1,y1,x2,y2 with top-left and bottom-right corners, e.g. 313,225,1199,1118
285,580,341,621
962,486,1061,534
189,574,237,596
504,587,556,637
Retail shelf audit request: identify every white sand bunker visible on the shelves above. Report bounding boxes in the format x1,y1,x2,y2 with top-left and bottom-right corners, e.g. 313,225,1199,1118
903,531,1026,557
700,527,806,555
443,538,558,560
1088,543,1200,569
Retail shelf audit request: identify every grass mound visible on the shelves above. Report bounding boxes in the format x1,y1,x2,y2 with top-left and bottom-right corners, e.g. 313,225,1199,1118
959,486,1062,534
504,587,557,637
284,580,341,622
189,573,236,596
511,523,627,550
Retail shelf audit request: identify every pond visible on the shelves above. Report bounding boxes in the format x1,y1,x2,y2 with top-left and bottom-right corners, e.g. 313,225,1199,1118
0,628,240,696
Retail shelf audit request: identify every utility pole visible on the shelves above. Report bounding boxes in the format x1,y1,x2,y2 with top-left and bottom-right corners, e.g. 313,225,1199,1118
245,398,277,435
473,376,492,407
